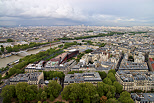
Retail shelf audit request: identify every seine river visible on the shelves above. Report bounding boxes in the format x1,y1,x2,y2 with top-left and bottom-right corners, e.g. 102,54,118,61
0,44,61,68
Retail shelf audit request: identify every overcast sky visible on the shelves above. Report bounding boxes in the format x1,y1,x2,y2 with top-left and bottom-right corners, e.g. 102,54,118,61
0,0,154,27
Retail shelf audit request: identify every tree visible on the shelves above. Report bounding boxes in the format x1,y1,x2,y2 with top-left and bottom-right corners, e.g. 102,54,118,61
99,43,106,47
108,69,116,75
109,86,116,98
67,71,83,74
100,96,107,103
43,71,65,80
91,94,100,103
85,49,93,53
15,82,29,103
98,71,107,80
128,56,134,61
107,72,116,83
1,45,4,52
29,84,38,94
61,85,70,100
81,83,98,102
41,91,47,100
48,80,62,99
118,91,134,103
50,94,55,101
103,77,112,85
7,39,14,42
106,91,113,99
69,83,80,102
113,81,123,94
6,46,13,53
101,83,115,98
26,85,37,101
97,82,105,96
62,83,98,102
106,98,119,103
9,68,16,76
37,88,43,101
58,44,63,48
1,85,16,103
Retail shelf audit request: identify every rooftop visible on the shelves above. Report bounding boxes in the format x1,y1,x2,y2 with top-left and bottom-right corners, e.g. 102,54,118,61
10,72,42,82
64,72,102,83
119,59,148,70
131,93,154,102
149,58,154,71
117,71,154,82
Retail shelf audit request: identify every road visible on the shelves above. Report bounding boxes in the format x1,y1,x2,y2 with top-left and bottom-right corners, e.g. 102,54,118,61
116,52,124,71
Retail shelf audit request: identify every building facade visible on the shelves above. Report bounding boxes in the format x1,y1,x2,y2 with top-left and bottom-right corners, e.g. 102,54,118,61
115,71,154,92
64,72,102,87
10,72,44,85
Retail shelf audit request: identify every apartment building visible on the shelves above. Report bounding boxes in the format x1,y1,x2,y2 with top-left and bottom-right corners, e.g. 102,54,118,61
119,59,148,72
64,72,102,87
10,72,44,85
115,71,154,92
131,93,154,103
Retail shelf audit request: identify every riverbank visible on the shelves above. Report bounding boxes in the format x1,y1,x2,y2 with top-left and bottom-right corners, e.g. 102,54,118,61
0,42,62,59
0,43,63,68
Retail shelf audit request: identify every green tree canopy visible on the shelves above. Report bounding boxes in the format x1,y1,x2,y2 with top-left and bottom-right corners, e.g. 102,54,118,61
103,77,112,85
107,72,116,83
6,46,13,53
1,85,16,103
118,91,134,103
106,98,119,103
7,39,14,42
85,49,93,53
15,82,29,103
25,85,38,101
113,81,123,94
43,71,65,80
106,91,113,99
98,71,107,80
41,91,47,100
97,82,105,96
108,69,116,75
1,45,4,52
37,88,43,101
91,94,100,103
47,80,62,100
62,83,98,103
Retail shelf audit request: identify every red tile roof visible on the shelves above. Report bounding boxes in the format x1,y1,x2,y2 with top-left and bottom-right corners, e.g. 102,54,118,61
149,58,154,71
149,58,154,62
55,52,67,59
50,58,60,62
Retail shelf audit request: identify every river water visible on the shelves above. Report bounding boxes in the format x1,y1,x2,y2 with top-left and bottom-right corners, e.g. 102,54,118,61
0,44,61,68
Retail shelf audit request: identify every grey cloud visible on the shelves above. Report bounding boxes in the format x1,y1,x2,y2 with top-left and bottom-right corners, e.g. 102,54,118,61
0,0,154,26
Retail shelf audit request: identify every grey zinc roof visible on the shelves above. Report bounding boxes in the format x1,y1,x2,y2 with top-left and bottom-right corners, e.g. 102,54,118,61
10,72,42,82
131,93,154,102
72,65,80,69
117,71,154,82
64,72,102,83
119,60,148,70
